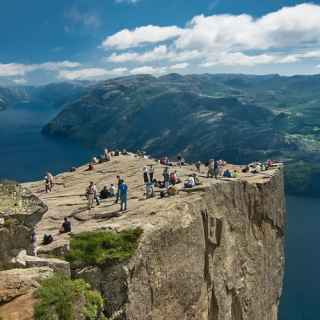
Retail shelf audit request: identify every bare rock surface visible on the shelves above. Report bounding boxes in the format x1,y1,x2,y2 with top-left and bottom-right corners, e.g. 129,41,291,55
21,154,285,320
0,267,53,320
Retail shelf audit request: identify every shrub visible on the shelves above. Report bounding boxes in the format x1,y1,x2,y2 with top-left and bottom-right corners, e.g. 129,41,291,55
34,273,105,320
66,228,143,267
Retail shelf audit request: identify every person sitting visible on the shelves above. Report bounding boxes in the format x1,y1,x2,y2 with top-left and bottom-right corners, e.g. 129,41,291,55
100,186,111,199
242,166,250,173
109,184,116,197
42,234,53,245
195,161,201,173
223,169,232,178
232,170,240,178
184,175,195,188
60,217,71,233
170,171,178,185
122,149,128,155
167,185,178,196
160,157,168,165
92,157,99,164
86,163,95,171
193,174,201,185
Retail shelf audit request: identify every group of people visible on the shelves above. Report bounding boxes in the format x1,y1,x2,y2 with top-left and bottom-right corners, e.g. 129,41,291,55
85,179,128,212
37,150,278,256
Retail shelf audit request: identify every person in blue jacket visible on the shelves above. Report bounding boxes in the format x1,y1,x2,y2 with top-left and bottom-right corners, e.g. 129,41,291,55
119,179,128,212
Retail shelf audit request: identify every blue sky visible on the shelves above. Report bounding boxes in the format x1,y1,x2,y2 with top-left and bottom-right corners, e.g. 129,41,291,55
1,0,320,85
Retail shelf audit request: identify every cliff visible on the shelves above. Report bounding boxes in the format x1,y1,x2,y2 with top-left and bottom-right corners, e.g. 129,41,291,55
16,154,286,320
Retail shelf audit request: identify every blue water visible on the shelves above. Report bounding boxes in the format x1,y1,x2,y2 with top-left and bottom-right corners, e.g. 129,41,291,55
0,103,98,182
0,103,319,319
279,196,320,320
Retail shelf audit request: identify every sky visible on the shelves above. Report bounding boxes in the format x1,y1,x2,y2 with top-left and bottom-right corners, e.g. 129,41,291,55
1,0,320,85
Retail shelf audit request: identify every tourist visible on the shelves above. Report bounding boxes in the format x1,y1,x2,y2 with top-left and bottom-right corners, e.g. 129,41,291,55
109,184,116,197
146,181,154,199
195,161,201,173
149,165,154,182
86,181,97,210
42,234,53,245
170,171,178,185
44,175,51,193
47,172,54,190
119,180,128,211
86,163,95,171
143,166,149,184
31,231,37,256
92,157,99,164
213,160,219,179
177,154,182,167
223,169,232,178
115,176,121,204
184,175,195,188
60,217,71,233
193,173,201,185
163,167,170,189
207,159,215,178
100,186,110,199
232,170,240,178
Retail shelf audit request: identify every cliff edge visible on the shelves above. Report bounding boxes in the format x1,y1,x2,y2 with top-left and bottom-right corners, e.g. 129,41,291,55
19,154,286,320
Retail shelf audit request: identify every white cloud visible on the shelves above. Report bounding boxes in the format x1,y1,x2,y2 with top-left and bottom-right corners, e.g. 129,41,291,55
129,66,167,75
102,25,184,50
129,63,189,75
0,61,80,77
169,63,189,70
201,52,277,67
103,3,320,71
108,45,203,64
58,67,127,80
176,4,320,53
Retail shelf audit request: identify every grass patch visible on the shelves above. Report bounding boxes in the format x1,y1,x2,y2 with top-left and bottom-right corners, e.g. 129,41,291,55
34,273,106,320
65,228,143,267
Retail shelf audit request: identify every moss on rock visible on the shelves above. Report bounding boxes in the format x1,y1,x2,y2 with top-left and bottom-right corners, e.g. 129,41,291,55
66,228,143,268
34,273,105,320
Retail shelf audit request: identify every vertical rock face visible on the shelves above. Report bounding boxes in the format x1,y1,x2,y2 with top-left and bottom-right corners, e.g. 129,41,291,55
0,183,47,269
121,170,285,320
19,156,285,320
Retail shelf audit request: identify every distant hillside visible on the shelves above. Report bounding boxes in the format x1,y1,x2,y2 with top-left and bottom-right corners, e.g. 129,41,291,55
0,81,91,111
42,74,320,196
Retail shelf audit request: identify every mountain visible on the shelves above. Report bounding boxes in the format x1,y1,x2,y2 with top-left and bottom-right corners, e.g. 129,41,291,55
42,74,320,196
0,81,91,111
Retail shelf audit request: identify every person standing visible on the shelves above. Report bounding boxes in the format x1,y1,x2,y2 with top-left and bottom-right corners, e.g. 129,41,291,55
119,180,128,212
149,165,154,182
214,160,219,179
86,182,97,210
115,176,121,204
163,167,170,189
143,166,149,184
195,161,201,173
47,172,54,191
31,231,37,257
